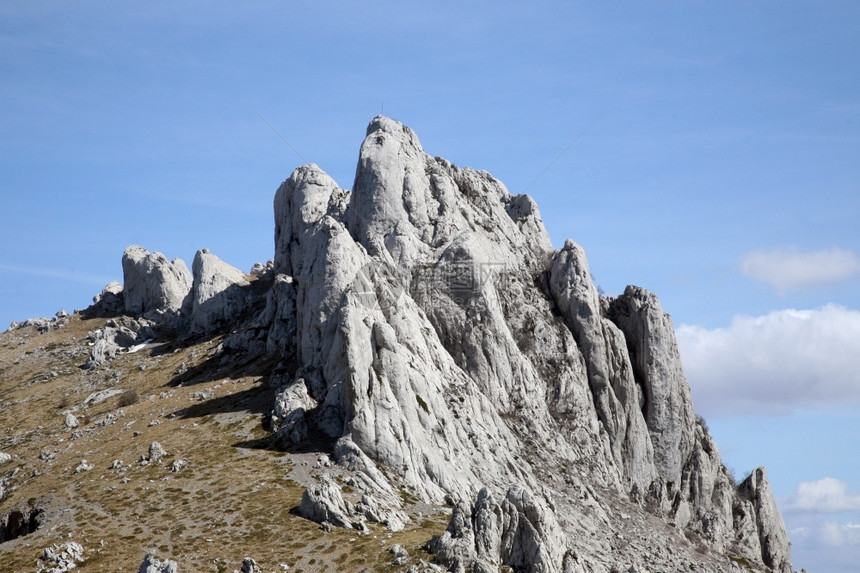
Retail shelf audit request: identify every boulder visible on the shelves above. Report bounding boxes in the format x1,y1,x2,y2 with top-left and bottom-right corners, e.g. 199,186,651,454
271,378,317,446
390,544,409,565
240,557,262,573
148,442,167,464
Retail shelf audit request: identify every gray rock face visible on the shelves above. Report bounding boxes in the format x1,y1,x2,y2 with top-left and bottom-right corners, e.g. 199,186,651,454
606,285,697,485
86,281,124,316
189,248,251,332
549,240,656,491
256,116,791,571
98,116,790,572
138,551,178,573
738,468,793,573
430,486,573,573
122,245,192,317
297,474,366,531
272,378,317,446
10,310,71,334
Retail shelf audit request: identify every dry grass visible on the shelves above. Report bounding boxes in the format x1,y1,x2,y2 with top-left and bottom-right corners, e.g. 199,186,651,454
0,315,448,572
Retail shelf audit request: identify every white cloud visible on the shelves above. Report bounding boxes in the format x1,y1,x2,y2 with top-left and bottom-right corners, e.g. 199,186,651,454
737,247,860,293
789,523,860,573
783,497,860,572
677,305,860,416
784,478,860,513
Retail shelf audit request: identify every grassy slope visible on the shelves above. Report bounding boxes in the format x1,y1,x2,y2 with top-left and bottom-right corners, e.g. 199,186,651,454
0,315,448,572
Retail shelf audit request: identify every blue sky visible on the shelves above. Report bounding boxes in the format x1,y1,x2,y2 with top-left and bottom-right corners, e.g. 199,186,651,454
2,2,858,569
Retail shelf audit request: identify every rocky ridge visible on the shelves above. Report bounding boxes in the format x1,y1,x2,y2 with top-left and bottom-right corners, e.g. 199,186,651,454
2,116,791,572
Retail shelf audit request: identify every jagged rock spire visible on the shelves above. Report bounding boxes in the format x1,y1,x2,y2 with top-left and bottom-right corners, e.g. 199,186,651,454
115,116,792,573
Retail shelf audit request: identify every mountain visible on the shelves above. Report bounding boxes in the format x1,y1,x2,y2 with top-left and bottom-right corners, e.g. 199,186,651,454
0,116,791,572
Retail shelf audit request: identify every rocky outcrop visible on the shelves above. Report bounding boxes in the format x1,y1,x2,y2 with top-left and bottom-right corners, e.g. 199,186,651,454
297,474,367,531
189,248,251,332
430,487,574,573
606,285,697,485
138,551,178,573
9,310,71,333
86,281,124,317
122,245,192,317
738,468,792,573
1,504,45,543
37,541,85,573
549,239,656,491
90,116,790,572
85,316,155,368
255,116,791,571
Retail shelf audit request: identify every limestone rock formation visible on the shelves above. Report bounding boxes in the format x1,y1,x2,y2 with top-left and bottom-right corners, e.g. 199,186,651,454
9,310,71,333
429,487,574,573
87,281,124,317
738,468,793,573
85,316,155,368
297,474,366,531
189,248,251,332
37,541,85,573
99,116,791,572
271,378,318,446
138,551,178,573
122,245,192,317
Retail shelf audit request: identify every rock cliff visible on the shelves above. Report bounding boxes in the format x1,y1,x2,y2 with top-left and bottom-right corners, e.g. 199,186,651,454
111,116,791,572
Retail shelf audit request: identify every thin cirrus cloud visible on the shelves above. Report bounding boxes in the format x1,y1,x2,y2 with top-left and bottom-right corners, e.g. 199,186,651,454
676,304,860,417
737,247,860,293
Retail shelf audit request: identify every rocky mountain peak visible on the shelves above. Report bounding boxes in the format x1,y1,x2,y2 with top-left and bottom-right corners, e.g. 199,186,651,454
3,116,792,572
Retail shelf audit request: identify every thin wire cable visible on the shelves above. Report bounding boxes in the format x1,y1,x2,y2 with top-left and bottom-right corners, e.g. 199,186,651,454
522,110,606,193
256,111,308,164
